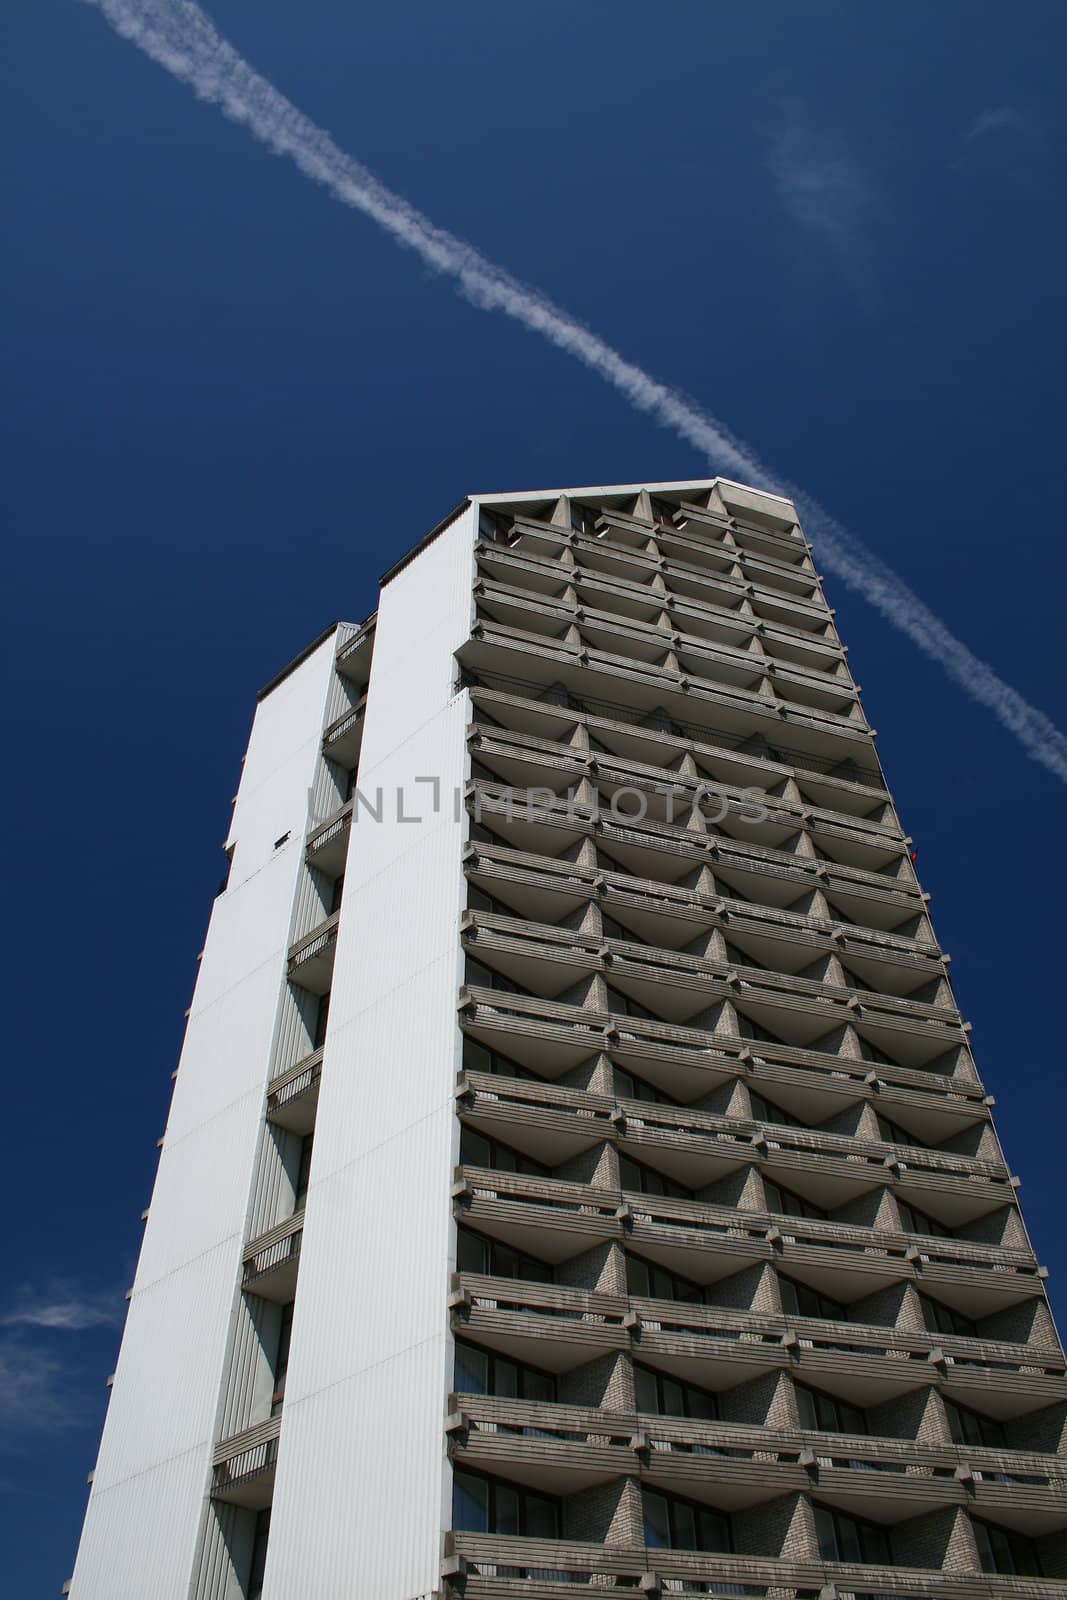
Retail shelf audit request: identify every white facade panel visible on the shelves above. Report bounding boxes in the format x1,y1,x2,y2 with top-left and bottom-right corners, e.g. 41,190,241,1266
69,1447,212,1600
70,637,338,1600
263,510,475,1599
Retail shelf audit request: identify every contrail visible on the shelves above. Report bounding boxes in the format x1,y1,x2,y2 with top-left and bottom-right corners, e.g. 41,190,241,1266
82,0,1067,785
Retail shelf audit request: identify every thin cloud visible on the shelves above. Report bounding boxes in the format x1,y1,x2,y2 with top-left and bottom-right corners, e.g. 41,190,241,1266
965,105,1027,141
768,115,883,294
80,0,1067,785
0,1340,77,1435
1,1282,122,1332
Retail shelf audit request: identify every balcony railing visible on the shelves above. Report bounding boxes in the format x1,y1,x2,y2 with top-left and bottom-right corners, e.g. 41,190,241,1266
463,672,889,796
447,1531,1066,1599
458,986,982,1130
211,1416,281,1508
266,1048,323,1134
243,1211,304,1300
287,912,339,994
322,700,366,769
305,801,352,877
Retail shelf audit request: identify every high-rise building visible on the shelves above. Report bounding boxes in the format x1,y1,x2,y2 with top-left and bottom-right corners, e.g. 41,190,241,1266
68,480,1067,1600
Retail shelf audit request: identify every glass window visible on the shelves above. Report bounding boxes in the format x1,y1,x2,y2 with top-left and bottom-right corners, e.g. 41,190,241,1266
945,1401,1005,1449
635,1363,719,1421
248,1509,271,1599
627,1253,706,1305
796,1384,865,1436
295,1135,313,1209
614,1066,676,1105
453,1342,489,1395
779,1274,845,1322
620,1154,691,1199
815,1506,890,1565
898,1199,951,1238
453,1340,556,1403
749,1091,804,1129
973,1519,1042,1577
642,1490,731,1552
919,1294,975,1339
764,1179,825,1221
460,1127,546,1176
453,1470,559,1538
456,1226,553,1284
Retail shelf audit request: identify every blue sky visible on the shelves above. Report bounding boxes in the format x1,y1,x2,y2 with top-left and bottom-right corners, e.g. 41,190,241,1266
2,1,1066,1590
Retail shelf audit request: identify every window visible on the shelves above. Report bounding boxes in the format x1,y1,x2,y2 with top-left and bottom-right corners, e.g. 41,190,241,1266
294,1134,313,1210
749,1090,804,1129
919,1294,975,1339
627,1253,707,1306
460,1126,546,1177
465,956,528,995
635,1364,718,1421
329,872,345,915
248,1509,271,1599
764,1179,826,1221
858,1037,902,1068
877,1114,925,1149
271,1302,294,1417
606,986,660,1021
796,1384,866,1436
620,1153,691,1200
313,991,330,1050
973,1519,1042,1577
815,1505,892,1565
456,1225,553,1284
778,1274,845,1322
724,940,764,971
453,1469,559,1538
454,1340,556,1403
462,1039,539,1082
944,1400,1005,1450
642,1489,732,1552
613,1066,676,1105
736,1012,787,1045
897,1199,952,1239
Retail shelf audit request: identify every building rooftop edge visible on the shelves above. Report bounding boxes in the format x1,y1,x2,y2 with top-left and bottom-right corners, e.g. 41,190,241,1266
257,621,341,702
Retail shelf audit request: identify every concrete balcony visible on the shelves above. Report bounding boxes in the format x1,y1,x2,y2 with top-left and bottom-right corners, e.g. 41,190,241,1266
462,910,963,1068
465,679,890,808
321,699,365,770
286,912,339,995
474,583,853,715
456,1071,614,1167
448,1396,1067,1527
451,1274,629,1373
458,622,876,776
305,801,351,878
266,1048,322,1135
468,723,904,865
464,840,938,990
478,544,841,678
242,1211,304,1302
334,617,375,689
446,1533,1067,1599
211,1416,280,1509
629,1297,1067,1416
457,1069,999,1209
453,1168,623,1263
466,785,921,939
457,986,984,1138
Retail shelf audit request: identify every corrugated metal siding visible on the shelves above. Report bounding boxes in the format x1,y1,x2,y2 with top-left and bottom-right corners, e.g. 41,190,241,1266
262,508,476,1598
70,636,339,1600
69,1447,212,1600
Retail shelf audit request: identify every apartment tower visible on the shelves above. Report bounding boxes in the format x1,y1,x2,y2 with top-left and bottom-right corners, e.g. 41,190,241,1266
69,480,1067,1600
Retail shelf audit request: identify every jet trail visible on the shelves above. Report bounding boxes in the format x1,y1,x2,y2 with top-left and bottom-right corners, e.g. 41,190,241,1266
82,0,1067,784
